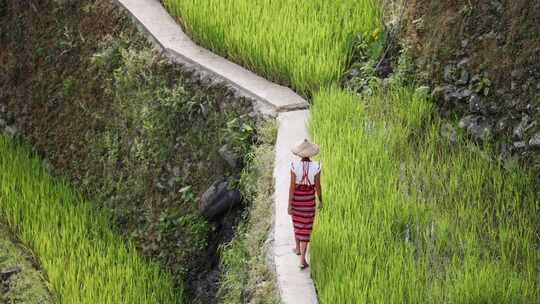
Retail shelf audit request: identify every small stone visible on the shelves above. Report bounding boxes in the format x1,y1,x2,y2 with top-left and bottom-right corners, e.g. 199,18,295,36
156,182,166,190
529,132,540,147
513,116,536,140
468,95,484,113
4,125,18,137
443,64,457,83
513,141,527,149
459,115,492,141
458,115,476,129
0,104,6,113
0,118,6,127
456,69,470,86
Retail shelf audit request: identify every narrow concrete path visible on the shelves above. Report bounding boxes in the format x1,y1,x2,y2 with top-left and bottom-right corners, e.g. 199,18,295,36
273,110,318,303
113,0,318,303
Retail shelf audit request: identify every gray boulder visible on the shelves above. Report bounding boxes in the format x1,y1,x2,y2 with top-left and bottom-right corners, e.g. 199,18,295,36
200,178,241,219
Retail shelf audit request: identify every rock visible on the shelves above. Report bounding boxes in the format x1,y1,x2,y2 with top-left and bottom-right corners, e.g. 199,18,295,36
4,125,18,137
529,132,540,147
459,115,492,141
456,69,470,86
431,86,446,100
468,94,484,113
0,118,5,128
513,141,527,149
200,179,228,212
442,87,471,104
202,190,241,219
218,144,240,170
200,178,240,219
156,182,166,191
0,104,6,113
513,116,536,140
443,64,457,83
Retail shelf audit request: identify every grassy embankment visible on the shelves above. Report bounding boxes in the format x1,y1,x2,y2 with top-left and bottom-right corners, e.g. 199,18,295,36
310,86,540,303
0,136,180,303
165,0,540,302
0,223,52,303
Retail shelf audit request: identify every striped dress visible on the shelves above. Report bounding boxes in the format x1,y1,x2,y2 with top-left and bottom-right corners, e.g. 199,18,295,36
290,160,320,242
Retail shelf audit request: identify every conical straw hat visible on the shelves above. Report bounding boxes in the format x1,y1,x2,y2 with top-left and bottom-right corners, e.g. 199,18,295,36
292,139,320,158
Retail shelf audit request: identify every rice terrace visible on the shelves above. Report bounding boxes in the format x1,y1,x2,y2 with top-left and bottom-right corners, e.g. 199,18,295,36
1,0,539,303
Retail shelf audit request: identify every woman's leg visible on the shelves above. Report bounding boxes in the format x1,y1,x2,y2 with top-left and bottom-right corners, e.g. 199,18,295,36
299,241,308,265
294,239,300,255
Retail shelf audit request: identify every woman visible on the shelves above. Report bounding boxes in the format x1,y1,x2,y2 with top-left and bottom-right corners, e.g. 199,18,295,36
288,139,323,269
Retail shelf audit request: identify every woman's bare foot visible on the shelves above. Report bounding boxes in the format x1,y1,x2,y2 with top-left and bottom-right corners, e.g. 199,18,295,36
299,261,309,269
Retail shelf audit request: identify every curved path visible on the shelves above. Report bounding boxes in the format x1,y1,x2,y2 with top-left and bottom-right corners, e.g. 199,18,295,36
113,0,317,303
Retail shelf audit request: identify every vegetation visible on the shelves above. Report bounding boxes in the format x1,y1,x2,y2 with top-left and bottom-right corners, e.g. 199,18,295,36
164,0,383,96
0,136,180,303
310,85,540,303
218,121,279,304
1,1,257,301
0,223,52,303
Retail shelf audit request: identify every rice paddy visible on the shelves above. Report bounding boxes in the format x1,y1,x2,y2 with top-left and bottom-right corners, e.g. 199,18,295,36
0,136,181,303
164,0,382,96
310,86,540,303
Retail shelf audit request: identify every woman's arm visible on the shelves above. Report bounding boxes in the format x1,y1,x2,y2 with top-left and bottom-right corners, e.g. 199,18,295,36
315,172,323,209
288,171,296,215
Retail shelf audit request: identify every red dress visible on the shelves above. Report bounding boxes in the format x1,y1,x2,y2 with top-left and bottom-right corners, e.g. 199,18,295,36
291,161,317,242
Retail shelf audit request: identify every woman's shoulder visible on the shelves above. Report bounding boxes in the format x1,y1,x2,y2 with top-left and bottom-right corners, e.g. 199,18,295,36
311,161,321,171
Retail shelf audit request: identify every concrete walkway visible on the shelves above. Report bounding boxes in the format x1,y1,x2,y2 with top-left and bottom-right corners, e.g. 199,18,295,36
113,0,317,303
273,110,318,303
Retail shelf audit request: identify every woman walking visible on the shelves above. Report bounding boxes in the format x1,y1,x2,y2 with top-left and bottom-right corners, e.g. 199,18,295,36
288,139,323,269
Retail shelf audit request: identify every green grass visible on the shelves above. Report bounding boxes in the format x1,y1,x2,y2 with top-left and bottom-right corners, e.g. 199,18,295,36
164,0,382,96
310,85,540,303
0,136,181,303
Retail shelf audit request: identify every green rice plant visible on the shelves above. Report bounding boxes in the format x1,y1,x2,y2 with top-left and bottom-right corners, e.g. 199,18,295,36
164,0,383,96
0,136,181,303
310,86,540,303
